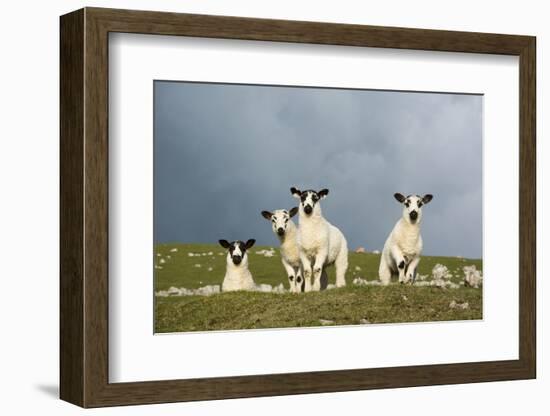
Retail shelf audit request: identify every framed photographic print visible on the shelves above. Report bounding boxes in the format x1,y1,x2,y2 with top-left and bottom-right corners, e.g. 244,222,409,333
60,7,536,408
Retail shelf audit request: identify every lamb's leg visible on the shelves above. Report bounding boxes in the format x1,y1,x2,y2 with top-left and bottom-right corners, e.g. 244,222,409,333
312,251,328,291
320,269,329,290
300,274,310,292
378,254,392,285
405,256,420,284
334,248,348,288
282,259,297,292
390,245,407,283
295,266,306,292
300,252,313,292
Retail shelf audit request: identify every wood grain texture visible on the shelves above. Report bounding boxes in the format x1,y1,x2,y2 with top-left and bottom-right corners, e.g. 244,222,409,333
83,10,110,406
88,7,532,54
59,8,84,407
59,7,537,408
518,38,536,376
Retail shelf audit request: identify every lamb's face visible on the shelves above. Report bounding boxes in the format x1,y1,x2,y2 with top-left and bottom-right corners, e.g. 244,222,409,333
261,208,298,237
290,187,329,216
394,193,433,224
218,239,255,266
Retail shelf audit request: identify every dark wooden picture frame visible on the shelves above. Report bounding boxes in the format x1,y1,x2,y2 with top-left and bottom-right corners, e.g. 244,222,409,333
60,7,536,408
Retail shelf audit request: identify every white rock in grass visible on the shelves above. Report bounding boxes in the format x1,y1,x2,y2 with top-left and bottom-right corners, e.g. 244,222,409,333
154,265,163,270
167,286,180,295
319,319,334,325
156,253,161,257
188,253,195,257
272,283,285,293
208,251,213,256
207,267,213,272
159,258,165,264
179,287,192,296
432,264,452,280
166,255,171,259
157,285,221,297
419,279,460,289
326,284,337,290
156,282,303,297
463,265,483,288
256,248,276,258
170,248,178,253
256,283,273,292
195,285,220,296
194,264,202,268
353,277,368,286
171,287,184,296
353,277,381,287
355,266,361,271
359,318,371,324
218,252,224,256
449,300,469,310
430,279,446,288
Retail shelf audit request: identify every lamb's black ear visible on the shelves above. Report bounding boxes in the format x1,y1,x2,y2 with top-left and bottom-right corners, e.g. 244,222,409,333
245,239,256,249
290,187,301,198
218,240,230,249
289,207,299,218
261,210,273,220
318,189,329,199
422,194,433,204
394,193,406,203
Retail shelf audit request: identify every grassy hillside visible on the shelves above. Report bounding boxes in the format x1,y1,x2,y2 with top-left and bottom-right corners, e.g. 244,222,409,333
154,243,482,333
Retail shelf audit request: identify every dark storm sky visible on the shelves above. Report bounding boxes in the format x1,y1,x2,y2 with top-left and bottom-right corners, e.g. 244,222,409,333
154,81,482,258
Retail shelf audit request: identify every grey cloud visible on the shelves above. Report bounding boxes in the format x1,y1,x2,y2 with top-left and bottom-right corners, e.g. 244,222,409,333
154,81,482,258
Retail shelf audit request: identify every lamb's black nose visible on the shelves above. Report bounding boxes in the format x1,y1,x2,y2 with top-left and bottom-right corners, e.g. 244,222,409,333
277,228,285,236
232,255,242,265
304,205,313,214
409,211,418,221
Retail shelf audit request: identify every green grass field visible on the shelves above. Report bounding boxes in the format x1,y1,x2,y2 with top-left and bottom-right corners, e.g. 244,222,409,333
154,243,482,333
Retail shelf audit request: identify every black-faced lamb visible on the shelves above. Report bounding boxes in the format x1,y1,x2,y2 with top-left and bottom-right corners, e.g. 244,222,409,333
218,239,256,291
261,207,328,292
290,187,348,291
379,193,433,285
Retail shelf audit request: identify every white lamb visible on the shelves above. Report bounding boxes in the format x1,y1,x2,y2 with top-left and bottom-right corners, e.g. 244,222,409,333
261,207,328,293
291,187,348,291
379,193,433,285
219,239,256,292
